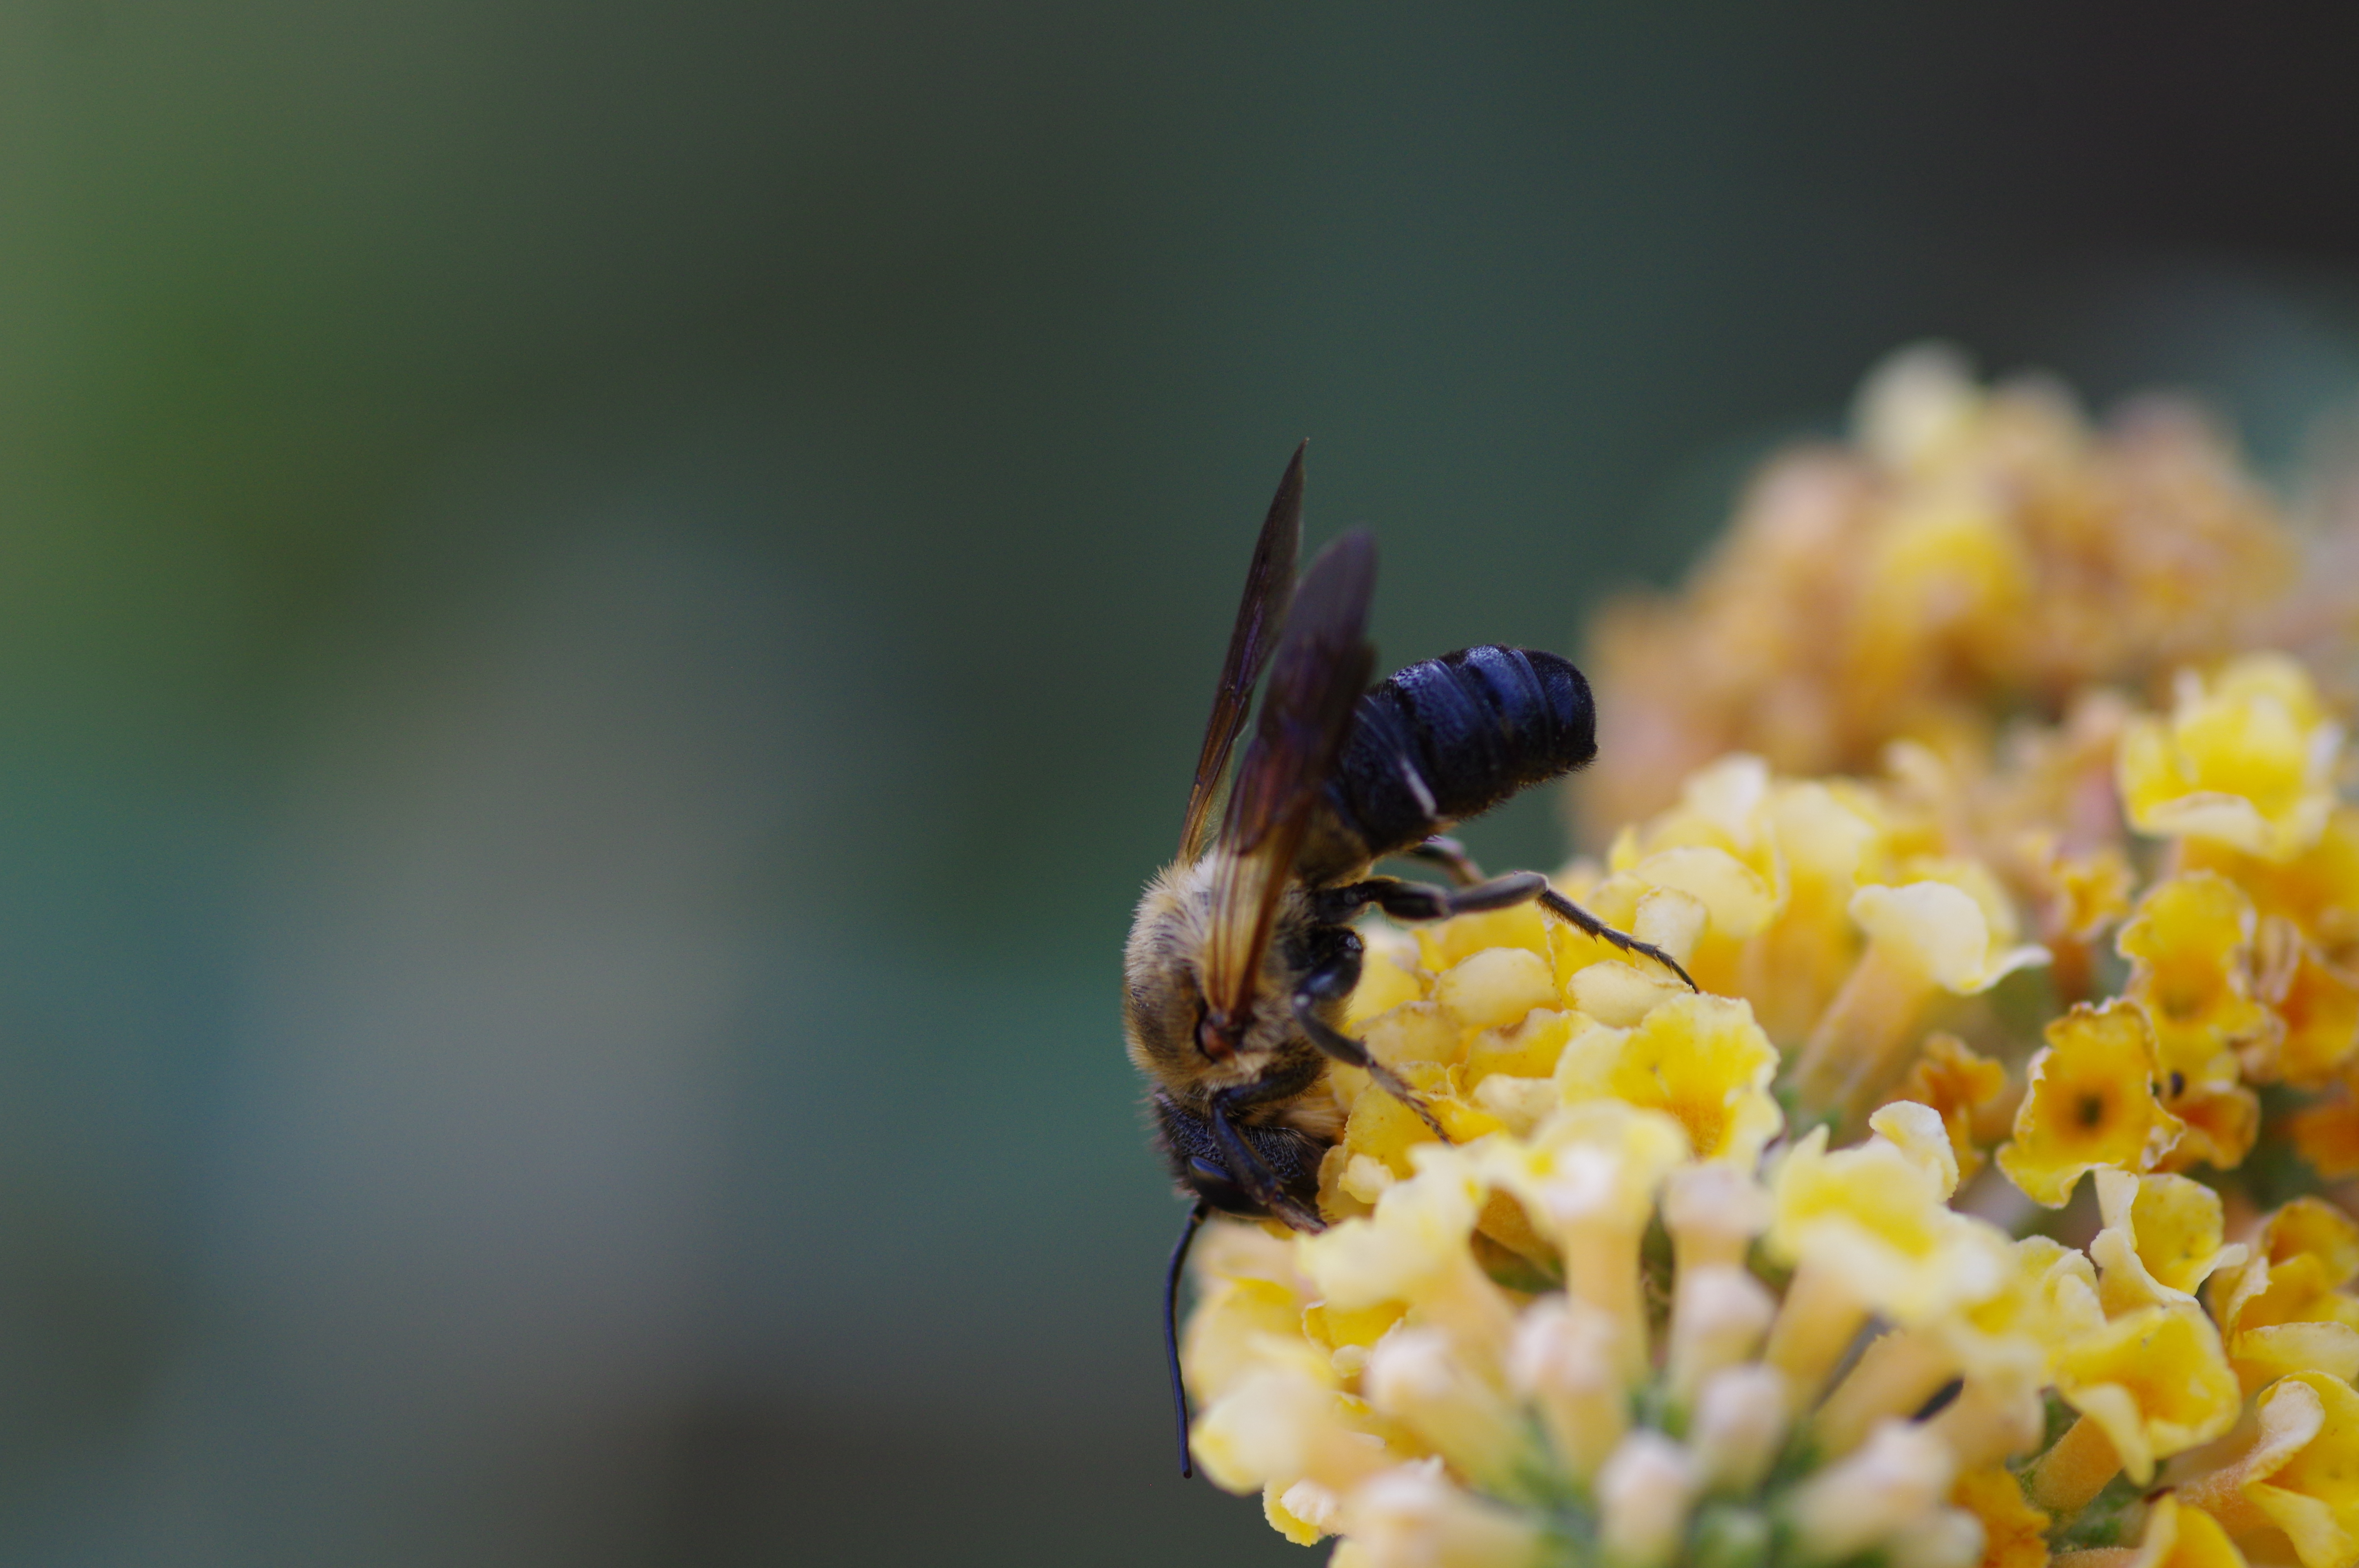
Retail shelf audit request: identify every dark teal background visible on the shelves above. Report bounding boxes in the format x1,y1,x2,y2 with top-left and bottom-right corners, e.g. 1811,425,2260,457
2,6,2358,1564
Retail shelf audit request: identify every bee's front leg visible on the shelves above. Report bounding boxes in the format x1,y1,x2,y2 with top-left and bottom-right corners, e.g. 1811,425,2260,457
1204,1070,1326,1233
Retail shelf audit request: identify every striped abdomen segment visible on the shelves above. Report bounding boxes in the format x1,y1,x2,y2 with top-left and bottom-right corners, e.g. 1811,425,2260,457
1321,645,1597,864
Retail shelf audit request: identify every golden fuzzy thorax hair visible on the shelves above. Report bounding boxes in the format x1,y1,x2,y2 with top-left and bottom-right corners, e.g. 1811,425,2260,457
1122,855,1342,1136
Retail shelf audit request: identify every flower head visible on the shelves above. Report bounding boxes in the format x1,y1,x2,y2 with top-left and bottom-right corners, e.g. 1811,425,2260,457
1173,351,2359,1568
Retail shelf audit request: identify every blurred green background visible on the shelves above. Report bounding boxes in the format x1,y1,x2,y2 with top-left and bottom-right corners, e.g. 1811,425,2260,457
4,5,2359,1564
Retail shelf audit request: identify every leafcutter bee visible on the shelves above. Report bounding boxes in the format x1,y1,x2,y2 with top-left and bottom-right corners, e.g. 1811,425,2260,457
1127,444,1694,1475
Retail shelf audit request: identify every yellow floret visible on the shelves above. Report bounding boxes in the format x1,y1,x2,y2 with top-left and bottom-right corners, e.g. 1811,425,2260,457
1998,1001,2183,1207
2115,1494,2251,1568
1553,993,1782,1167
1433,947,1558,1033
1887,1033,2012,1181
2120,654,2343,863
2117,872,2272,1088
2182,805,2359,959
2290,1082,2359,1184
2047,1305,2241,1488
2208,1200,2359,1392
2231,1372,2359,1568
2250,918,2359,1087
1952,1467,2050,1568
2087,1168,2245,1316
1788,878,2047,1122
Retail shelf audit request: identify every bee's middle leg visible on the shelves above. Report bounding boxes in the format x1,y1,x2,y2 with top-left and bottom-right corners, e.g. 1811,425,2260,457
1291,996,1448,1141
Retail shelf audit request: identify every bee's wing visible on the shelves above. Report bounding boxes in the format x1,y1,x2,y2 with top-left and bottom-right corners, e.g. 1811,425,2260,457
1200,529,1376,1029
1180,443,1305,861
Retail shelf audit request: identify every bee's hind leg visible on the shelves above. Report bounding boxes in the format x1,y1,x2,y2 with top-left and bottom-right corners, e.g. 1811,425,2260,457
1535,886,1698,992
1321,873,1699,993
1405,834,1484,887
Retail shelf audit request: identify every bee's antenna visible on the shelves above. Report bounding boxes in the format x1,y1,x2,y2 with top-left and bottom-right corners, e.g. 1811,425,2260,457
1165,1199,1212,1478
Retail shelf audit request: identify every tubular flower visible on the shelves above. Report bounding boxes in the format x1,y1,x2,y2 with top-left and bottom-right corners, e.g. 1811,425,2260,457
2116,873,2273,1091
1178,352,2359,1568
1787,878,2048,1123
2030,1305,2241,1505
2248,917,2359,1088
2057,1494,2250,1568
2206,1199,2359,1392
1554,993,1783,1167
2175,1372,2359,1568
2289,1069,2359,1183
2120,655,2343,864
1887,1033,2014,1182
2088,1168,2247,1316
1763,1104,2010,1400
1954,1468,2051,1568
2181,807,2359,962
1999,1002,2184,1207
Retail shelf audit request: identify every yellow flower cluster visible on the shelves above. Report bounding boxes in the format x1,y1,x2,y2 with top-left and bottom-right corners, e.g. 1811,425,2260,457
1583,345,2311,836
1178,351,2359,1568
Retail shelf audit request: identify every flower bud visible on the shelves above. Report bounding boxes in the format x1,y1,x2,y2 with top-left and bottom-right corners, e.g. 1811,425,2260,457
1510,1294,1628,1480
1667,1265,1777,1406
1366,1327,1529,1492
1689,1363,1790,1494
1785,1420,1957,1563
1596,1431,1701,1568
1343,1461,1546,1568
1663,1163,1772,1272
1889,1508,1986,1568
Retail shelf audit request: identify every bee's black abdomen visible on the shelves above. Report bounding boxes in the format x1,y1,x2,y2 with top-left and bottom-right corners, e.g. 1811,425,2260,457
1324,646,1597,862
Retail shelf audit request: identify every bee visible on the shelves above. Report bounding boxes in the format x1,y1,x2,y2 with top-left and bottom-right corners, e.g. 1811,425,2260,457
1128,444,1695,1476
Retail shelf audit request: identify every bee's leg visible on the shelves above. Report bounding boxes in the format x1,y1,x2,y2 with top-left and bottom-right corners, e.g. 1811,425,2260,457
1203,1103,1323,1232
1205,1066,1327,1233
1406,834,1485,887
1291,990,1448,1140
1535,886,1698,992
1165,1198,1211,1479
1318,869,1547,921
1323,874,1699,992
